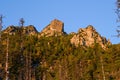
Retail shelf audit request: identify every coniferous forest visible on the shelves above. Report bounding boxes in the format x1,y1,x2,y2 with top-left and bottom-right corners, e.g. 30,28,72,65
0,26,120,80
1,0,120,79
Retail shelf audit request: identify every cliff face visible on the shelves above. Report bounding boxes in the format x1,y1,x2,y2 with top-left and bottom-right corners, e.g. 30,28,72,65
70,25,111,48
40,19,66,37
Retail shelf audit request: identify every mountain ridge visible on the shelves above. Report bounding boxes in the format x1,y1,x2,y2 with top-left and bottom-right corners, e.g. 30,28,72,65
2,19,111,48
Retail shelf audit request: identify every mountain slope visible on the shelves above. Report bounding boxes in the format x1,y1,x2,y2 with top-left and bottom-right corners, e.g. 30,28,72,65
1,19,120,80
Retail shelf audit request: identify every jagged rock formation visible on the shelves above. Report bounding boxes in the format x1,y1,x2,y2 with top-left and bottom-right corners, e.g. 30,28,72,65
3,26,18,35
22,25,38,35
70,25,111,49
40,19,66,37
3,19,111,49
3,25,38,35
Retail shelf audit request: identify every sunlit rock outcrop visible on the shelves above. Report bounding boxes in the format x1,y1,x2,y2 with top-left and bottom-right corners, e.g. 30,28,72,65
40,19,66,37
70,25,111,49
3,25,38,35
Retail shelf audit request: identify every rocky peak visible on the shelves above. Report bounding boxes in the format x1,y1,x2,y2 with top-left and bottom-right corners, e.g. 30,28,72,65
22,25,38,35
3,26,18,35
40,19,66,37
3,25,38,35
78,25,95,33
70,25,111,49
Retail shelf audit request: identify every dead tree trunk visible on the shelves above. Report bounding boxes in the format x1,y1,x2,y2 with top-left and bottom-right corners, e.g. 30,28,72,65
100,56,105,80
5,35,9,80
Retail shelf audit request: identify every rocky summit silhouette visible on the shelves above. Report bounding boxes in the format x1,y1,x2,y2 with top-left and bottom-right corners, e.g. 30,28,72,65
2,19,111,48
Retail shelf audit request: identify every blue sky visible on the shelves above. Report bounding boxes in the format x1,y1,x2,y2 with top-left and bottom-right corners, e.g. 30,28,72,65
0,0,120,44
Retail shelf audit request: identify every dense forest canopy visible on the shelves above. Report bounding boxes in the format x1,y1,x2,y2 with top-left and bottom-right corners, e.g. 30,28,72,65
0,26,120,80
0,17,119,80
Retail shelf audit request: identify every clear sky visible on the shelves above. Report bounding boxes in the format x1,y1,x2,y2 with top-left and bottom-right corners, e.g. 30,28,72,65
0,0,120,44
